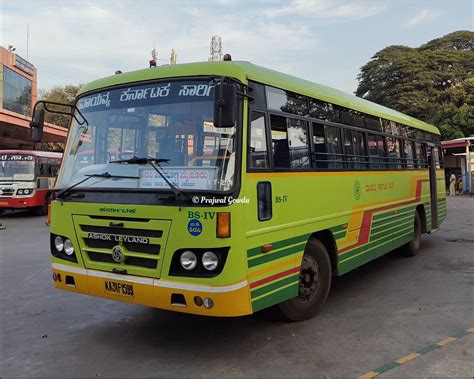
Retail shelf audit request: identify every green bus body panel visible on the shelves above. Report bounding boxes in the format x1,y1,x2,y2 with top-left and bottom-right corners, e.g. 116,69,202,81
78,61,439,135
50,61,445,316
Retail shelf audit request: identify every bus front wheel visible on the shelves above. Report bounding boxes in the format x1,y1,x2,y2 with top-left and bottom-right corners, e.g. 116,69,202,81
33,194,50,216
402,211,422,257
277,239,332,321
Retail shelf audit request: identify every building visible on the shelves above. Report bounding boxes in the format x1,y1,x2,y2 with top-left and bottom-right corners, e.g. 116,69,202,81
0,46,67,149
442,137,474,194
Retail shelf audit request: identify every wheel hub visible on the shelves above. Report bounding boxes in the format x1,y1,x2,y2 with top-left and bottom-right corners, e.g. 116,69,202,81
298,256,320,301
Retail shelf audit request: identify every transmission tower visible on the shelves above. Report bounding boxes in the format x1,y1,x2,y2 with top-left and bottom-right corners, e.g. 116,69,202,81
170,49,177,65
209,35,222,61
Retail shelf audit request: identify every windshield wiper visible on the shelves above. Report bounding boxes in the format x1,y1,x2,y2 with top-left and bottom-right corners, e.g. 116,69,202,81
56,172,139,200
110,156,187,201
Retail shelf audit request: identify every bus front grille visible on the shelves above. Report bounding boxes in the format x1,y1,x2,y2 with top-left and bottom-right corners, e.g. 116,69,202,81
0,188,14,197
72,215,171,277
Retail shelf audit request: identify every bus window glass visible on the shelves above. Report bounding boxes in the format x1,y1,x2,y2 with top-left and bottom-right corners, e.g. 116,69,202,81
367,134,386,169
387,137,402,169
266,86,307,116
0,154,35,181
434,147,441,169
249,112,269,169
58,80,237,192
312,123,327,169
415,142,423,168
248,81,266,108
365,115,382,131
404,141,415,168
325,126,344,168
309,99,338,122
287,118,310,169
270,114,290,168
344,129,367,169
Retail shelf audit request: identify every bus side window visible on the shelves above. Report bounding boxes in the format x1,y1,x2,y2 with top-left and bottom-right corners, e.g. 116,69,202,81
325,125,344,169
287,118,310,169
270,114,290,169
404,140,415,169
344,129,367,169
312,123,327,169
434,146,442,169
249,112,269,169
367,134,387,169
387,137,402,169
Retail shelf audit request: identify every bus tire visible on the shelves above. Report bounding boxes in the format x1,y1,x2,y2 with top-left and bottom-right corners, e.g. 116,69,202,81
277,239,332,321
33,194,50,216
402,211,422,257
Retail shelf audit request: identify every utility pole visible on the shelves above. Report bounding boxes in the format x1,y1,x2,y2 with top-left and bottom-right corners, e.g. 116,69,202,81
209,35,222,61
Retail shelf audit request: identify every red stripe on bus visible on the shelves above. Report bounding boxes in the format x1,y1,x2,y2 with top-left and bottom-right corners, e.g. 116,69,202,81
339,179,428,254
250,266,300,289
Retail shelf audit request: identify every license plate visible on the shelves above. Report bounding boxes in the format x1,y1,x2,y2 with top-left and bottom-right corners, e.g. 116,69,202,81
104,280,134,297
0,201,8,205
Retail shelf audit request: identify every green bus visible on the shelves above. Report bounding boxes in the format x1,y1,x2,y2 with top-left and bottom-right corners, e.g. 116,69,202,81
30,61,446,321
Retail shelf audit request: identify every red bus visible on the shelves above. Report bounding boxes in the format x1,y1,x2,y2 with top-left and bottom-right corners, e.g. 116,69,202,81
0,150,62,215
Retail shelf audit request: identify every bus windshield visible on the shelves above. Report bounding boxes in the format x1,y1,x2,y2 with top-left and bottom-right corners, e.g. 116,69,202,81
58,79,238,193
0,154,35,181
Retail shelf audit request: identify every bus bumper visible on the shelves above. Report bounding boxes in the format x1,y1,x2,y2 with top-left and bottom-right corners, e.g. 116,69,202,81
51,263,252,317
0,196,42,209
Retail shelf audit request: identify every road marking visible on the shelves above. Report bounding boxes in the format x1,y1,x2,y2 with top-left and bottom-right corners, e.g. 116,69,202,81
435,337,457,346
358,327,474,378
395,353,420,364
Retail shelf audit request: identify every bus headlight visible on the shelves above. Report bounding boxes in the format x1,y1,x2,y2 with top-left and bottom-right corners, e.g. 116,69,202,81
17,189,24,195
202,251,219,271
63,239,74,256
54,236,64,252
180,250,197,270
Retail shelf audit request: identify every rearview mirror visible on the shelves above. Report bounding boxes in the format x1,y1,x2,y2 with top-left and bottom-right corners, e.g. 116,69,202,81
213,82,236,128
30,108,45,142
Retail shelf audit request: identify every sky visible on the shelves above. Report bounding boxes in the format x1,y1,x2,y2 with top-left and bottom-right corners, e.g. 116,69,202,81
1,0,473,95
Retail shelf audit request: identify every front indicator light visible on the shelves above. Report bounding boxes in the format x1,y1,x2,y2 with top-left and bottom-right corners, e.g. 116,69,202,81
54,236,64,252
180,250,197,270
202,251,218,271
63,239,75,256
216,212,231,238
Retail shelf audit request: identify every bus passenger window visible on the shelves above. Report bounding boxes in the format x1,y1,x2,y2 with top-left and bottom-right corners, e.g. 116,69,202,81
344,129,367,169
367,134,387,169
270,115,290,168
312,123,327,169
287,118,310,169
387,137,402,169
249,112,269,169
325,125,344,168
404,141,415,168
414,142,425,168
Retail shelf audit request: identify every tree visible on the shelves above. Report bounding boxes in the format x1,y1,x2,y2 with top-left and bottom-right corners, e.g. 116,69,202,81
355,31,474,140
36,84,81,151
38,84,81,128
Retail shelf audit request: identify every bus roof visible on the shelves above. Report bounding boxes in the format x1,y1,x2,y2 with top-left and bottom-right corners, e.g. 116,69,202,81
0,150,63,158
78,61,440,135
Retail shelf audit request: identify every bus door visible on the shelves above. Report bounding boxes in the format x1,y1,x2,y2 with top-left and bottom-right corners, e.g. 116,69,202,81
427,144,439,230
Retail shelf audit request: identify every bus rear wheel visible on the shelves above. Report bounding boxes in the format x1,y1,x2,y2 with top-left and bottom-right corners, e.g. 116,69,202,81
277,239,332,321
402,211,422,257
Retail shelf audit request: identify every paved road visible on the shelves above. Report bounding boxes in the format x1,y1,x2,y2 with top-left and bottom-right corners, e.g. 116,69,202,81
1,196,473,377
